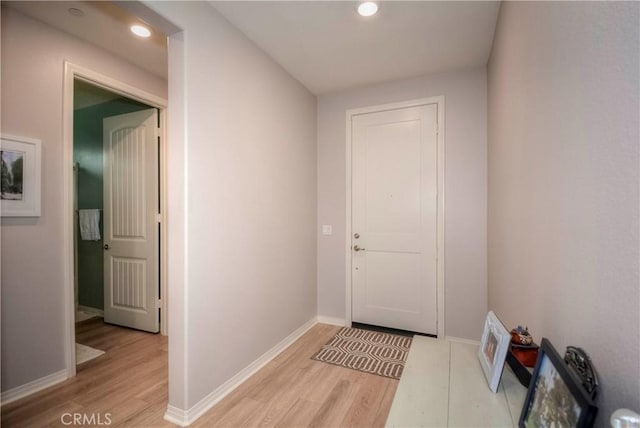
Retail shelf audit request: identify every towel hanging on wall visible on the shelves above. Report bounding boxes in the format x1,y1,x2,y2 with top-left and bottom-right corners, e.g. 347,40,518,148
79,209,101,241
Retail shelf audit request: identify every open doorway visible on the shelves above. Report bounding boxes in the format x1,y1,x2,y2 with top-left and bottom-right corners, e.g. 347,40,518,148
63,62,168,376
73,79,161,364
72,79,162,364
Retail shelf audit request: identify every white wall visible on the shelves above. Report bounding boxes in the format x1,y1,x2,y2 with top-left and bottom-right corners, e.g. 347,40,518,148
0,7,167,392
488,1,639,423
143,1,318,413
317,68,487,340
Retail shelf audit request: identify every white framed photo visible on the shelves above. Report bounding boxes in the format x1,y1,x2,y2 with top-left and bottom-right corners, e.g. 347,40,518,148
1,134,41,217
478,310,511,393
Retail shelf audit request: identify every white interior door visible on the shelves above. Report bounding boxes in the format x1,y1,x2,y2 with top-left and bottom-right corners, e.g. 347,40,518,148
351,104,438,335
103,109,159,333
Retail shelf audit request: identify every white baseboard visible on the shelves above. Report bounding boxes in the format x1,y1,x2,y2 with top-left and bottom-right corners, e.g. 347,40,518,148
77,305,104,317
446,336,481,346
316,315,346,327
1,369,68,406
164,405,188,426
164,316,318,426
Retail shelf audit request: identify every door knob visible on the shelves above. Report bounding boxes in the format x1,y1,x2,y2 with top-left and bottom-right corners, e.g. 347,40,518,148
103,244,110,250
353,245,365,252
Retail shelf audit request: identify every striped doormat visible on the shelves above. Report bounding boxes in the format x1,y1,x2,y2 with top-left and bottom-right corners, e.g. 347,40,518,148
311,327,412,379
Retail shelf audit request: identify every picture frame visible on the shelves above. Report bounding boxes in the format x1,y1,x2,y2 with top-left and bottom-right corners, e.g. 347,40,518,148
478,310,511,393
519,338,598,428
1,134,41,217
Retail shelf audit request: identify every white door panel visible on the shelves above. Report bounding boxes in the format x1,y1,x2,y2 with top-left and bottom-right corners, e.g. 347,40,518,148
103,109,159,333
363,252,422,313
352,104,438,335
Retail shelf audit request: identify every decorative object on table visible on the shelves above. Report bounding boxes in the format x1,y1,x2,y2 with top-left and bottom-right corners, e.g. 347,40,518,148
510,326,539,368
610,408,640,428
478,311,511,393
505,324,539,388
1,134,41,217
519,338,598,428
565,346,599,400
511,325,534,345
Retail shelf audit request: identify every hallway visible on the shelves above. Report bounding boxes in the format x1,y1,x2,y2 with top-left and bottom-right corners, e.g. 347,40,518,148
1,322,400,427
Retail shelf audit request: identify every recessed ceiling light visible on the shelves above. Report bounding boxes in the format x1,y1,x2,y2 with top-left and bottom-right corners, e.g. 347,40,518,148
130,24,151,38
357,2,378,17
67,8,84,17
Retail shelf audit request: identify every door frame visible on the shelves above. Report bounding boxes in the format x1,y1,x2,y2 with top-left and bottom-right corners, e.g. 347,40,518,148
344,96,445,338
62,61,168,377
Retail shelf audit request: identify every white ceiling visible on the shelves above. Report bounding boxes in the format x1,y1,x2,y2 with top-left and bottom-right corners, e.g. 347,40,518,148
6,1,500,95
5,1,167,80
212,1,501,94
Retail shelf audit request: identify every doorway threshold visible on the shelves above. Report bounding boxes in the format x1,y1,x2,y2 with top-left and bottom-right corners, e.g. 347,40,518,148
352,322,437,339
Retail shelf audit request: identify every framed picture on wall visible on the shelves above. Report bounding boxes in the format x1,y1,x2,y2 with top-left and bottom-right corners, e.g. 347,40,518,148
519,338,597,428
1,134,41,217
478,310,511,392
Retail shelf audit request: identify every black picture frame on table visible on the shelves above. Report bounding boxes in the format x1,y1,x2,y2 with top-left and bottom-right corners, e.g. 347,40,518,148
519,338,598,428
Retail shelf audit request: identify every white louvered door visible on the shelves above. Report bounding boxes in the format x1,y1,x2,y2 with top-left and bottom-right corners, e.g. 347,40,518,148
103,109,159,333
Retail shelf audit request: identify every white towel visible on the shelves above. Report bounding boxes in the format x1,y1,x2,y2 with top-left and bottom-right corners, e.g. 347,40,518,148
79,209,101,241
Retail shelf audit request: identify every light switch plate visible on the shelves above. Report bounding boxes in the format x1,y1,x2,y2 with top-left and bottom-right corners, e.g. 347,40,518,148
322,225,333,235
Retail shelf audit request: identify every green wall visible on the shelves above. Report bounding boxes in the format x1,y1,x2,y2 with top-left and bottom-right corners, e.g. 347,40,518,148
74,95,152,310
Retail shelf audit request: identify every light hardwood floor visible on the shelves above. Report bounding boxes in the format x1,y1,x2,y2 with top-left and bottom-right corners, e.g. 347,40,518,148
1,318,170,427
191,323,397,428
1,321,398,427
